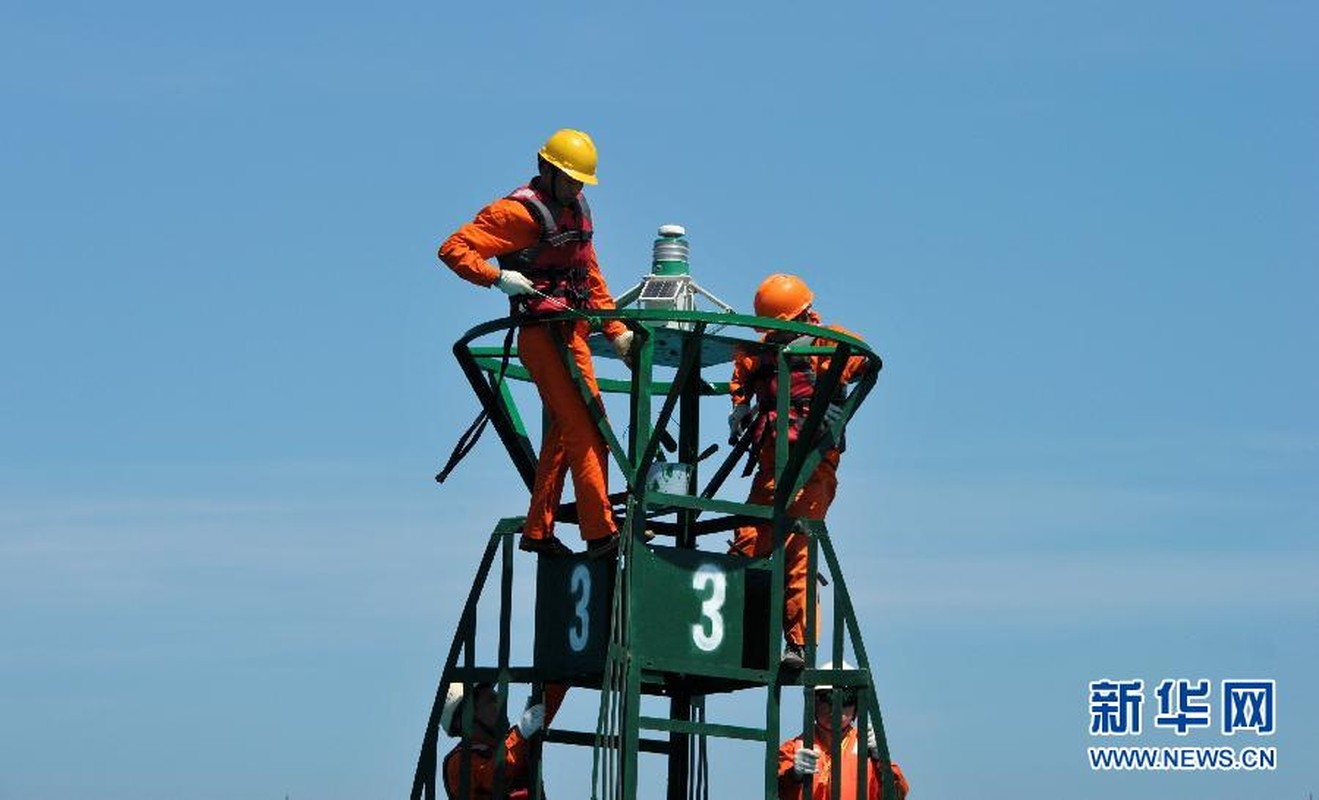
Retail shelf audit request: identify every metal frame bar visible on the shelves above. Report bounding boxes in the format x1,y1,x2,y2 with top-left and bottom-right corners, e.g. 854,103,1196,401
421,309,891,800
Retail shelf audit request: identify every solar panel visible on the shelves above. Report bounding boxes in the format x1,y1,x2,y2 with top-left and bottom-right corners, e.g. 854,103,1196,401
639,277,684,301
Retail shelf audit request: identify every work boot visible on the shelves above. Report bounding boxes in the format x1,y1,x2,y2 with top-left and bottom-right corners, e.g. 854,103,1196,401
586,534,620,560
518,535,574,558
780,642,807,671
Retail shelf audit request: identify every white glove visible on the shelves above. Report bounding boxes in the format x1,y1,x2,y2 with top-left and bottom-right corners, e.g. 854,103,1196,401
496,269,536,296
867,725,879,761
516,703,545,738
728,404,752,444
822,402,845,428
792,746,819,777
612,330,634,359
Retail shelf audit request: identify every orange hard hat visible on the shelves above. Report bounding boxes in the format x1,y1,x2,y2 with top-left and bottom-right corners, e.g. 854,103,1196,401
754,273,814,320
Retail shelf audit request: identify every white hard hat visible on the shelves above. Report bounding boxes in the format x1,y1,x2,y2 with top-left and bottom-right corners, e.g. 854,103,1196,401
814,660,856,693
440,684,468,736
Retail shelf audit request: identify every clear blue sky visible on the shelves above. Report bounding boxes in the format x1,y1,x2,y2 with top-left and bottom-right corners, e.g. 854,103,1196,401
2,1,1315,798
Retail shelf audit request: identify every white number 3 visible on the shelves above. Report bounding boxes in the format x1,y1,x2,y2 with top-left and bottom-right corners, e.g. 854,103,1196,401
691,564,726,652
569,564,590,652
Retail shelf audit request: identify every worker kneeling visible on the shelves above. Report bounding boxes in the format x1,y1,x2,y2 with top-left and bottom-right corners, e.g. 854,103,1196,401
778,662,909,800
728,274,871,669
439,682,567,800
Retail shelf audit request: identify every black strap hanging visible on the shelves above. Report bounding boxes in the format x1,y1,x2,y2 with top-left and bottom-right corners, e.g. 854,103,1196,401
435,326,517,484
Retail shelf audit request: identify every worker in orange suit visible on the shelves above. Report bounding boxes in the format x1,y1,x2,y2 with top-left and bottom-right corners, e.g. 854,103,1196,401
440,682,569,800
438,129,631,559
778,662,909,800
727,274,871,669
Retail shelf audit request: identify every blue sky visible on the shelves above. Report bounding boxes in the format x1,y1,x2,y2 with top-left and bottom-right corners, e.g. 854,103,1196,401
2,1,1316,798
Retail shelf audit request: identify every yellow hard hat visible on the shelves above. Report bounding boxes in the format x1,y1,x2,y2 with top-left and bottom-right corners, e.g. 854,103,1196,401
539,128,599,185
754,273,814,320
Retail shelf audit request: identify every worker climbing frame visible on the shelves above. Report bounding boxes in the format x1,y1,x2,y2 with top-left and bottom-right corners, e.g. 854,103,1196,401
411,305,897,800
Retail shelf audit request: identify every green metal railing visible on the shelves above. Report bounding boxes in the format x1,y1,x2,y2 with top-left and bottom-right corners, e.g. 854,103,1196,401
412,308,895,800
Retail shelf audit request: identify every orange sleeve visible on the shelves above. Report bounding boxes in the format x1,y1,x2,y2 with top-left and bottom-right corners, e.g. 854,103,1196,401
863,759,910,800
440,198,627,340
482,687,565,798
442,748,463,798
438,198,542,287
889,761,909,800
442,736,530,800
777,738,805,800
444,747,492,800
816,324,870,386
447,688,565,800
501,727,529,781
729,349,757,407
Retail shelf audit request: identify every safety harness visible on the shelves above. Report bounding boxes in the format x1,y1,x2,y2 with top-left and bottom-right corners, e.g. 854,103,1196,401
441,741,536,800
497,183,594,317
741,334,847,476
436,182,595,483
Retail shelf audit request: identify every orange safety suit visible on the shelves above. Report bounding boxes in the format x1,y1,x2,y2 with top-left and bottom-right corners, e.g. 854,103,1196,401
439,186,627,543
727,315,869,646
778,725,909,800
443,684,569,800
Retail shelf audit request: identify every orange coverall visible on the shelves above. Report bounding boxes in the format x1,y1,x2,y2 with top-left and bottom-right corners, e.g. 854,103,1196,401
439,197,626,543
443,684,569,800
727,317,869,647
778,725,909,800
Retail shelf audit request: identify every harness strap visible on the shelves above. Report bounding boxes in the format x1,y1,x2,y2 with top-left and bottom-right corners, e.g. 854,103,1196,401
742,335,850,476
435,326,517,484
743,335,817,475
502,189,592,316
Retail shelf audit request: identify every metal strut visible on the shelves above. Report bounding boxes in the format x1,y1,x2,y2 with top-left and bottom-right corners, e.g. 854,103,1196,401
415,308,893,800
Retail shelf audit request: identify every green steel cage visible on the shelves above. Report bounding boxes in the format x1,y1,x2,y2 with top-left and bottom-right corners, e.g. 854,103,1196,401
411,308,897,800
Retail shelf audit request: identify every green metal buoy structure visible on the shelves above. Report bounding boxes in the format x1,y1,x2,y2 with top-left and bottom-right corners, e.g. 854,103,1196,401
411,227,897,800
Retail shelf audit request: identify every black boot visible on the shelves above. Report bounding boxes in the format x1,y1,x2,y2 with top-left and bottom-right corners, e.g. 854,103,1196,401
586,534,620,559
780,642,806,670
518,535,574,558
